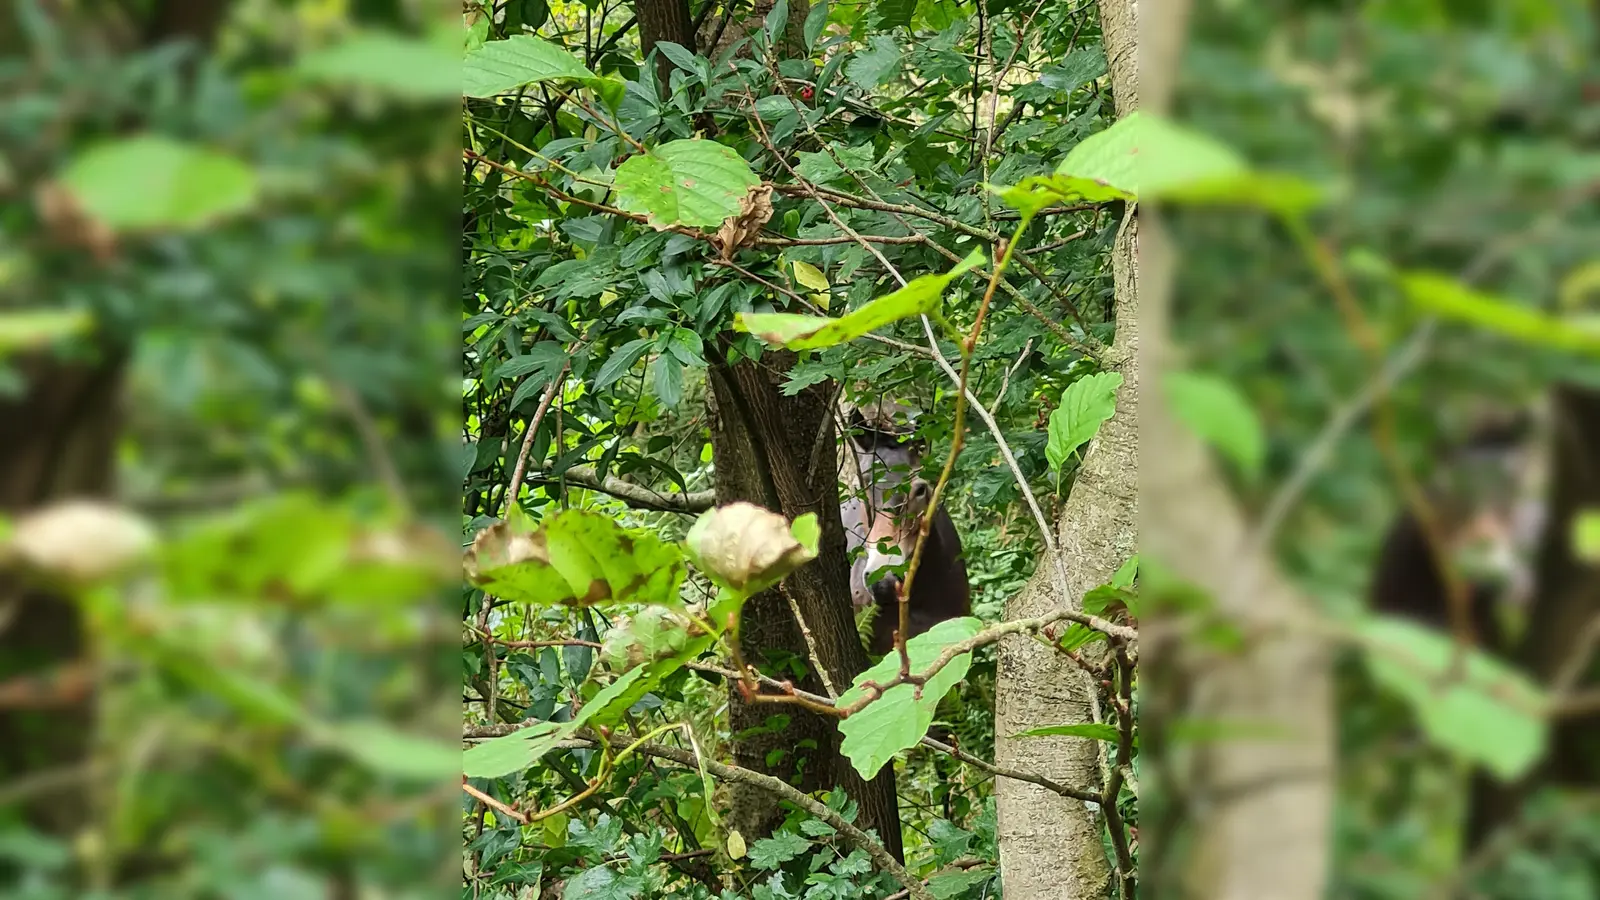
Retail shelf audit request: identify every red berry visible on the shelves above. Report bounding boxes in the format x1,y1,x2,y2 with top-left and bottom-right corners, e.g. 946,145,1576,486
800,86,815,101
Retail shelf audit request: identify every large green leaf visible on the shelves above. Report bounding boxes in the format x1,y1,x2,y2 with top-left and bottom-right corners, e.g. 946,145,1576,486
1402,271,1600,357
465,508,687,607
1058,110,1245,198
463,35,596,97
60,136,257,232
1359,615,1548,780
1045,371,1123,472
613,140,762,228
1163,370,1265,477
736,250,985,350
837,616,983,779
297,31,460,99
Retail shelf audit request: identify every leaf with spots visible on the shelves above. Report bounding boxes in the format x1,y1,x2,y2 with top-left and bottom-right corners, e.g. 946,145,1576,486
614,140,762,229
464,508,686,608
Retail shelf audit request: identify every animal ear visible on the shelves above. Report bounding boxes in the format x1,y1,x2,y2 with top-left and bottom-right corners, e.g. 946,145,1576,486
906,478,934,515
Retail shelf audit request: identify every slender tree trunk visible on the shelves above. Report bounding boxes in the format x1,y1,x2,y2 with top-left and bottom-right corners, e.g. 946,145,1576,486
705,343,903,862
1139,1,1335,897
991,3,1138,896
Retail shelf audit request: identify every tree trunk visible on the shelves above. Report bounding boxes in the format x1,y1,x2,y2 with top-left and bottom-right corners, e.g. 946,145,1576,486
1467,383,1600,845
705,343,903,862
1139,1,1335,897
634,0,696,96
0,347,128,837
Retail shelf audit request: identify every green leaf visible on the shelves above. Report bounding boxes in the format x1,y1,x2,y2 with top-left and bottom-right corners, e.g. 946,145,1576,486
1012,723,1119,741
876,0,918,30
846,35,902,89
838,617,983,779
651,354,683,408
463,34,596,97
1576,511,1600,563
764,0,790,44
465,508,687,608
736,250,985,350
60,135,257,232
1359,615,1548,780
794,143,876,186
748,831,812,870
594,338,654,393
1163,370,1265,477
928,869,995,899
1058,109,1246,199
314,720,461,780
562,863,642,900
1046,371,1124,472
613,140,762,228
803,1,830,50
0,309,92,356
297,31,461,99
1402,271,1600,357
463,720,569,779
463,667,654,779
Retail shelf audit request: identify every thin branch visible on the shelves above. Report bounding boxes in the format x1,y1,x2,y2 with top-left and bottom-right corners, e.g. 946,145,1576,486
530,464,715,512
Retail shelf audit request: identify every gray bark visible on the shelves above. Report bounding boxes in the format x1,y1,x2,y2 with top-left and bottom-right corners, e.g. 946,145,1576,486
1139,1,1335,897
992,2,1140,896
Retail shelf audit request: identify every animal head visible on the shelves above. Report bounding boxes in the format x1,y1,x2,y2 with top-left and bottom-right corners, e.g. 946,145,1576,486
842,405,932,609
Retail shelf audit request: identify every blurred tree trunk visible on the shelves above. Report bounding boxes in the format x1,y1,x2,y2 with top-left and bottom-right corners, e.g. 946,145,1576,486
1138,1,1335,898
705,343,903,862
0,0,233,852
1467,384,1600,846
991,3,1137,896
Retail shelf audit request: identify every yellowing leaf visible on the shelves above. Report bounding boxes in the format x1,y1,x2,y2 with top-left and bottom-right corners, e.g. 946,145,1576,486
792,261,830,291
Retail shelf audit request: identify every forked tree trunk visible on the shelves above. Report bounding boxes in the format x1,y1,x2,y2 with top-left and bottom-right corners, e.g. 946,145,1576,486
705,342,902,862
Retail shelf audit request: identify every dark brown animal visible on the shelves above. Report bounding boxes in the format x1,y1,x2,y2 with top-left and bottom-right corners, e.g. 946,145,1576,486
838,406,972,656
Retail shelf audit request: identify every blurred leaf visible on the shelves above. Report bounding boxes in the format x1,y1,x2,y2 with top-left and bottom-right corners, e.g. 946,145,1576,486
1164,370,1265,477
928,868,994,899
846,35,902,89
838,616,983,779
60,135,257,231
613,140,762,228
1046,371,1123,473
1575,511,1600,563
736,250,985,350
0,309,92,356
1402,271,1600,357
1359,615,1548,780
314,721,460,781
297,31,461,99
748,831,811,869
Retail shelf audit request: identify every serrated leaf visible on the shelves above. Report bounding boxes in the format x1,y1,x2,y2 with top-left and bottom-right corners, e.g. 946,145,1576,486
1401,271,1600,357
846,35,902,89
297,31,460,99
1046,371,1123,472
60,135,257,232
614,140,761,228
1012,723,1119,741
736,250,984,350
465,509,687,608
748,831,811,869
463,34,595,97
1359,615,1547,780
838,617,982,779
792,261,830,291
1163,370,1264,477
794,143,876,186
